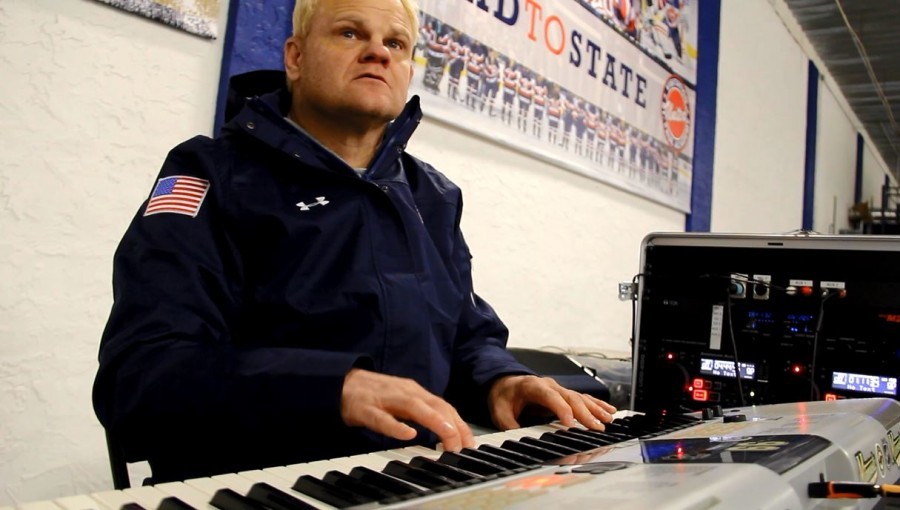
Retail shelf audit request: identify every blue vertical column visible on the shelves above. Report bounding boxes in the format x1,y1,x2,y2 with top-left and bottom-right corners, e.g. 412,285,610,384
685,0,721,232
854,133,863,205
802,61,819,231
215,0,295,134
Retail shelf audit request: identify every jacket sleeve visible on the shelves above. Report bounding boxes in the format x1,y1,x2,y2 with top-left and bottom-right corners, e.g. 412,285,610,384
93,137,371,476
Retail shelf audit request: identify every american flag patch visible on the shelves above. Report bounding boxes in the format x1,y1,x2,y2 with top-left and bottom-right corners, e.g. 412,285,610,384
144,175,210,217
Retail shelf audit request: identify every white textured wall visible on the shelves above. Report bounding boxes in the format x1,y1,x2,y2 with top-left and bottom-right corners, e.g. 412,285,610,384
711,0,808,232
411,120,683,353
0,0,896,506
0,0,228,504
813,82,856,234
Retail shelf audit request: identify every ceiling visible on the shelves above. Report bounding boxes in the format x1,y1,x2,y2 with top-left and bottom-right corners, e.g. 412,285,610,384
782,0,900,181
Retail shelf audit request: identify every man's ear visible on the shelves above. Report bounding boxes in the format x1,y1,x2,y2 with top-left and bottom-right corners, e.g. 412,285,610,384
284,36,303,83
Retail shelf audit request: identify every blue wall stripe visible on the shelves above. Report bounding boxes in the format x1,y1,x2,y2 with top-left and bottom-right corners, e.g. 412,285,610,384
854,133,864,205
214,0,294,134
685,0,721,232
802,61,819,230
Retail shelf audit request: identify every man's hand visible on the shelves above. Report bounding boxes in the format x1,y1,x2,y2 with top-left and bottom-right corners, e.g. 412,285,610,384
341,368,476,451
488,374,617,430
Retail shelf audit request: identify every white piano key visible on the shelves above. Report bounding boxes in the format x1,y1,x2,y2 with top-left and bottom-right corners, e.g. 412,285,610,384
277,459,337,479
238,469,335,510
154,481,217,509
15,503,63,510
123,486,172,509
184,477,230,498
327,452,395,472
210,473,257,494
89,490,139,510
53,494,111,510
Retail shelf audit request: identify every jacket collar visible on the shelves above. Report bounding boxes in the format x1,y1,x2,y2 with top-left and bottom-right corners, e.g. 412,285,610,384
223,71,421,183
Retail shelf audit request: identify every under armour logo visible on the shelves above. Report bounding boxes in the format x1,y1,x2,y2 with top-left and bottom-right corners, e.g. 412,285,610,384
296,196,330,211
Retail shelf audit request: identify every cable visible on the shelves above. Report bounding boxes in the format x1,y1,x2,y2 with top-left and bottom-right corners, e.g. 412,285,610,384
809,289,839,401
833,0,900,157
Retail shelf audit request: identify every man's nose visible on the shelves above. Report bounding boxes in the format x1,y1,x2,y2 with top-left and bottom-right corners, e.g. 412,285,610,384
361,39,391,64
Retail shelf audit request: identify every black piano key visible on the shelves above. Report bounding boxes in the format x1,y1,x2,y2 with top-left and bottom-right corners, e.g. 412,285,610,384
539,431,600,450
519,436,581,455
460,447,529,470
560,428,618,446
322,470,396,501
477,443,543,466
245,482,317,510
292,474,373,509
602,421,639,437
408,456,481,482
382,460,462,491
500,439,561,461
120,504,146,510
347,466,426,497
209,488,269,510
157,496,196,510
437,451,506,477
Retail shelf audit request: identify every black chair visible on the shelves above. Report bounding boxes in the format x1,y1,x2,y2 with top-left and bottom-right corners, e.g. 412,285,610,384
105,429,153,489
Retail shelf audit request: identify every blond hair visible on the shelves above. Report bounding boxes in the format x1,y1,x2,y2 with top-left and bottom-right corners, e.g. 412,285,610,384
291,0,420,43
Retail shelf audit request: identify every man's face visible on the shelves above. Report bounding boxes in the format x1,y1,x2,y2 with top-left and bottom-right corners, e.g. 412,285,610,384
285,0,415,127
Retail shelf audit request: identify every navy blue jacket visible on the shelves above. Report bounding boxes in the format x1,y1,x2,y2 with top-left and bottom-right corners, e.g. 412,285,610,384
93,71,532,482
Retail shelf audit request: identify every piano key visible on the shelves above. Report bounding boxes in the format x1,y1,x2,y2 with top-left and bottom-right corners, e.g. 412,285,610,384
120,504,146,510
123,485,175,510
476,443,543,466
155,481,219,509
321,471,396,501
236,470,331,510
407,456,481,482
539,431,603,450
292,475,373,509
435,451,506,476
381,460,461,491
456,447,529,470
53,494,112,510
499,439,561,461
559,428,619,445
245,482,317,510
518,436,581,455
346,466,426,497
158,497,199,510
89,489,143,510
16,502,65,510
475,424,559,446
209,488,268,510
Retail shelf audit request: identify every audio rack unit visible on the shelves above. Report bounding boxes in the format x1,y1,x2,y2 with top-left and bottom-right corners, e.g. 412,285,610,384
631,232,900,414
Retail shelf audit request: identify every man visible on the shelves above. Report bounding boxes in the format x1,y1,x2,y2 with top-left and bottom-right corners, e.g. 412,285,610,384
93,0,616,483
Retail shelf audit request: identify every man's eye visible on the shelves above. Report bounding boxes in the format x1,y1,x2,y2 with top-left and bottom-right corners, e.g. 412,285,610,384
341,29,356,38
387,40,404,50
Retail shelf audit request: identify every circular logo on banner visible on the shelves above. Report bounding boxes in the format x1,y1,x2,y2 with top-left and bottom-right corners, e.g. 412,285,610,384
661,75,692,153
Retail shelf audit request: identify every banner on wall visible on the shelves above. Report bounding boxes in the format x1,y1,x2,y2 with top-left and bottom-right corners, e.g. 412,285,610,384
93,0,219,38
411,0,696,212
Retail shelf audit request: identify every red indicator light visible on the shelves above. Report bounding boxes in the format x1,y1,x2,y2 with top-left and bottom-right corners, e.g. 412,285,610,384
692,389,709,401
824,393,837,401
791,364,804,375
800,286,814,296
666,352,676,360
676,446,684,459
693,378,705,389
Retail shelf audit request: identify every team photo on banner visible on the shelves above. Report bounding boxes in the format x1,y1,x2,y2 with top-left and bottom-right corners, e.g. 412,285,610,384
410,0,696,212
